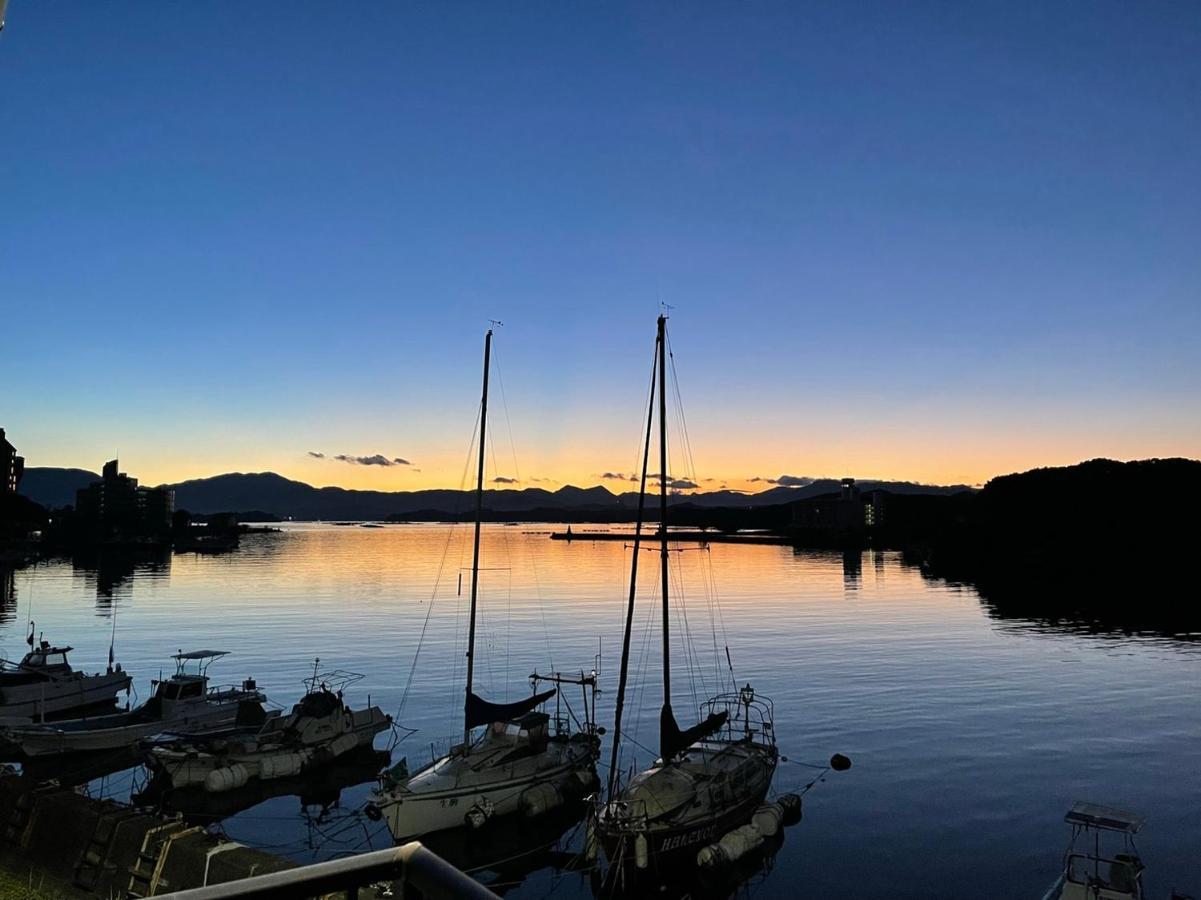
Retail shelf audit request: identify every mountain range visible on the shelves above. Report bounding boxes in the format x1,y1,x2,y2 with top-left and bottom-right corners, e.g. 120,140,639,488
19,468,973,520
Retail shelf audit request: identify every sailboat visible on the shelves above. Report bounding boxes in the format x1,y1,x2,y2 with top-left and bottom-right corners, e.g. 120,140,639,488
369,327,600,842
596,314,779,873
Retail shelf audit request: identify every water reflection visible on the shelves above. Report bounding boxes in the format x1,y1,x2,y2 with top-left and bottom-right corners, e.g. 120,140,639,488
3,525,1199,898
70,546,171,605
0,567,17,624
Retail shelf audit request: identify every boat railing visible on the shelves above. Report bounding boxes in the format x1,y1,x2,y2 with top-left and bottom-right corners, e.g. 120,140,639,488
601,796,650,833
700,688,776,748
149,841,499,899
1065,852,1144,895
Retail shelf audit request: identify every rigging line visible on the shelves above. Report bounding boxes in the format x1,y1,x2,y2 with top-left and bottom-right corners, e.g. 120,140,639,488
398,408,480,724
492,346,555,675
484,415,510,700
671,550,704,709
451,403,484,717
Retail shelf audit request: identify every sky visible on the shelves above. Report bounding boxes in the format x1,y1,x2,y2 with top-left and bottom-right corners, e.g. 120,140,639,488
2,2,1199,493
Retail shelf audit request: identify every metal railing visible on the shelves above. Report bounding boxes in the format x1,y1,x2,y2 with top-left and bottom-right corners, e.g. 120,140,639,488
153,841,499,899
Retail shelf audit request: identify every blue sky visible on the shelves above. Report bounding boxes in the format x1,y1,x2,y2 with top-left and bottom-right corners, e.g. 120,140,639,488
2,2,1198,490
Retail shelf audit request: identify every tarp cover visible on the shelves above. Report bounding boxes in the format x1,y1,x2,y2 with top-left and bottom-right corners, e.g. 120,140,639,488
660,703,729,762
466,687,556,730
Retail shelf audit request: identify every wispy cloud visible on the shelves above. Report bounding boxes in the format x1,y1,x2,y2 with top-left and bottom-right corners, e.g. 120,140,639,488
750,474,815,487
491,476,519,484
310,452,413,467
599,472,638,482
669,478,698,489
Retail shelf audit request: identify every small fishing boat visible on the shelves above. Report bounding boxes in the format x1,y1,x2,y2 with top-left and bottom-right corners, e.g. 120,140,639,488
1041,802,1148,900
0,650,264,757
146,664,391,793
0,629,131,721
596,315,780,875
368,326,600,842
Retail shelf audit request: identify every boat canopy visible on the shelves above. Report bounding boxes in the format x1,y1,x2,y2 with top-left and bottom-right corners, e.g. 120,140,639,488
172,650,229,661
465,687,556,730
1065,802,1145,834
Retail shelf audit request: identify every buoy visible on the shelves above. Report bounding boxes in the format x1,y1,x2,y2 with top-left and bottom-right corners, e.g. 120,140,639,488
260,751,306,780
830,753,852,771
465,797,494,829
778,793,802,826
520,782,564,818
751,803,783,838
634,833,649,870
697,823,764,869
204,764,250,794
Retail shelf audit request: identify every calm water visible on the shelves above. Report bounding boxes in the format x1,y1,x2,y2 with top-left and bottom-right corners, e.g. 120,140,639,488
4,524,1199,898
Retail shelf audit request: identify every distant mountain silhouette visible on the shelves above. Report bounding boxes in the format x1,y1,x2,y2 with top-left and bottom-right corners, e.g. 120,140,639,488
17,467,99,509
19,468,969,520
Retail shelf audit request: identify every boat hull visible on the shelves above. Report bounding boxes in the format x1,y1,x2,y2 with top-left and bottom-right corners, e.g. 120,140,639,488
0,671,131,721
1,693,263,757
598,739,778,873
151,706,391,790
378,736,597,843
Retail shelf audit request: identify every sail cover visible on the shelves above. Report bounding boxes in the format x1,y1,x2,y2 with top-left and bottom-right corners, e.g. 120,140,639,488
660,703,729,762
466,687,557,730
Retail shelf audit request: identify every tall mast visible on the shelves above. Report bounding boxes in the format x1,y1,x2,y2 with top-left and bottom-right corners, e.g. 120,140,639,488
464,328,492,746
657,314,671,719
606,337,658,798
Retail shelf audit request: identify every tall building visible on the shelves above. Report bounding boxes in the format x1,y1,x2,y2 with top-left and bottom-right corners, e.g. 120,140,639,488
0,428,24,494
76,459,174,535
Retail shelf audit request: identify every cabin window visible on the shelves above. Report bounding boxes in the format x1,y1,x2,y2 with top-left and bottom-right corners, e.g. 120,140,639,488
45,653,67,667
163,684,180,700
180,681,203,699
25,653,44,666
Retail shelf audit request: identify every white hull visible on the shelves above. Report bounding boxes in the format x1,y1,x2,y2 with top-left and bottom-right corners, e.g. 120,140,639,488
379,735,597,842
3,693,260,757
153,707,390,790
0,671,131,720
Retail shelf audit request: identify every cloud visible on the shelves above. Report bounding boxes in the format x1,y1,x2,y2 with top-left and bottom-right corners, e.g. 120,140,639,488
491,476,518,484
528,476,556,484
669,478,698,489
750,474,815,487
312,453,414,467
599,472,638,482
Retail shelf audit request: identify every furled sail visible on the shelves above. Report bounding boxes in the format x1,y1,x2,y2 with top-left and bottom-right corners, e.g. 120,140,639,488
659,703,728,762
465,687,556,730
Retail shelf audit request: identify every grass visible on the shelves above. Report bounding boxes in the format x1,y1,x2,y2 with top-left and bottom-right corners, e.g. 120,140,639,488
0,867,61,899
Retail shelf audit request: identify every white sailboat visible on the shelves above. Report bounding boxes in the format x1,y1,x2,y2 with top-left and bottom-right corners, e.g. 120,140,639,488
596,314,780,874
369,326,600,842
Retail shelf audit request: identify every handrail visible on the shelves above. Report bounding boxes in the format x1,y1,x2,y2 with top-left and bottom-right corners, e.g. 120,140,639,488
152,841,499,899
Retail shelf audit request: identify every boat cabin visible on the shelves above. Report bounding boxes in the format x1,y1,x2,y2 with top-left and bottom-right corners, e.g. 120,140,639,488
1050,802,1145,900
152,650,228,702
0,641,77,684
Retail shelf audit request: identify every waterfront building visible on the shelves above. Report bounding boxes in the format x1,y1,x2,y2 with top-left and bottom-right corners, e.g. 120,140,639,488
0,428,24,494
76,459,174,535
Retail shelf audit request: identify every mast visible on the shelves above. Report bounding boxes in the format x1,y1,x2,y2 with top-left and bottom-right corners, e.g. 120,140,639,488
606,336,658,797
463,328,492,746
658,314,672,724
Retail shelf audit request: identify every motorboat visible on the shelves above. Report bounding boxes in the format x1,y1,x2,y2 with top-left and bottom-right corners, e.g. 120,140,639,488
1042,802,1147,900
0,634,131,721
146,664,391,793
0,650,264,757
